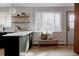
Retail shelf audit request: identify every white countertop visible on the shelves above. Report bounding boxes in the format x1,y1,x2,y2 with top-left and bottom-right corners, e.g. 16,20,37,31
3,31,33,37
0,30,15,33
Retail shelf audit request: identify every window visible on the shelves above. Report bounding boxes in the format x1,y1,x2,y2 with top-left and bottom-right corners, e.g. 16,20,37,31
68,12,74,29
0,12,11,28
35,12,62,33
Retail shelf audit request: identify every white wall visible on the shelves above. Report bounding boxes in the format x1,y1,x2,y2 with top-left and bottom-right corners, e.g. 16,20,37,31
0,7,74,44
0,7,34,31
12,8,34,31
32,7,74,44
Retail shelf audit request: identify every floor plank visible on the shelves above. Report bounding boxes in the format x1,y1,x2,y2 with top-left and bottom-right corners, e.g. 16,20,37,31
25,45,78,56
0,48,4,56
1,46,78,56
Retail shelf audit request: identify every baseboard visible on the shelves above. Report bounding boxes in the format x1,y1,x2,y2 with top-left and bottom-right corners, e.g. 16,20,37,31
32,44,66,46
67,44,74,46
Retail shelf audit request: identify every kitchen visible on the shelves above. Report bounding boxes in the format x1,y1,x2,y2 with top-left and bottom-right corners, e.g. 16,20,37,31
0,3,78,56
0,4,33,56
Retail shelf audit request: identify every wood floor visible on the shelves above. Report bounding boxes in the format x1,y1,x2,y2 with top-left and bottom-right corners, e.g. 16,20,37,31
0,46,78,56
0,48,4,56
25,45,78,56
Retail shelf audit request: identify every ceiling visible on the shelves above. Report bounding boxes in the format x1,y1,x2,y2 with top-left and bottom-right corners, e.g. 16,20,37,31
0,3,74,7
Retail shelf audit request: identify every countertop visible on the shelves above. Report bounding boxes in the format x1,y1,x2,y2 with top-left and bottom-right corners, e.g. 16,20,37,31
3,31,33,37
0,31,15,33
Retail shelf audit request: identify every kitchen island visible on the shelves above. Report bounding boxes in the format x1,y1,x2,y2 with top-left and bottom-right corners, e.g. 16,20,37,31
3,31,33,56
0,31,14,48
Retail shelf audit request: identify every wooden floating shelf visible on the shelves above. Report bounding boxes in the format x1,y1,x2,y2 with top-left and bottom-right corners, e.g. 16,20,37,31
12,16,29,18
12,22,30,23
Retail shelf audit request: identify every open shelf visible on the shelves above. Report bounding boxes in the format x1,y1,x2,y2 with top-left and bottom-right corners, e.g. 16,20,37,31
12,16,29,18
12,22,30,23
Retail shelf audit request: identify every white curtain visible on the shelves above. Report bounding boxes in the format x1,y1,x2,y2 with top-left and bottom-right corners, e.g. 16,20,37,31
54,12,62,32
35,12,42,32
41,12,55,33
0,12,11,28
35,12,62,33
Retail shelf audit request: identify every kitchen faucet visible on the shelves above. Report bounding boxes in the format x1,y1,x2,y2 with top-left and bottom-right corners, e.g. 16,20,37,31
0,24,5,31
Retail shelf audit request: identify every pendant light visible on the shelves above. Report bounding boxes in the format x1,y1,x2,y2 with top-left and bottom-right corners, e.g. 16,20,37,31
9,3,16,15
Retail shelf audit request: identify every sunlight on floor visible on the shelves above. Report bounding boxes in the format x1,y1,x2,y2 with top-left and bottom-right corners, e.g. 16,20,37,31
0,46,78,56
25,45,78,56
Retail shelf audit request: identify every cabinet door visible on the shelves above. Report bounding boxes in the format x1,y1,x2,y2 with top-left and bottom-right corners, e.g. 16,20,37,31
29,33,33,49
0,37,2,48
4,37,19,56
19,35,29,53
74,3,79,54
19,36,27,52
0,32,7,48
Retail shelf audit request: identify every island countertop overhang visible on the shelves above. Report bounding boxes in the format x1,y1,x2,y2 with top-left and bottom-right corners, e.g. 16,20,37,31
3,31,33,37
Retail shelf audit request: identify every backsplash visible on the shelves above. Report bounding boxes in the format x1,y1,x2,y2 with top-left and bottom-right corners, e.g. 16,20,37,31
0,7,34,32
12,15,30,31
